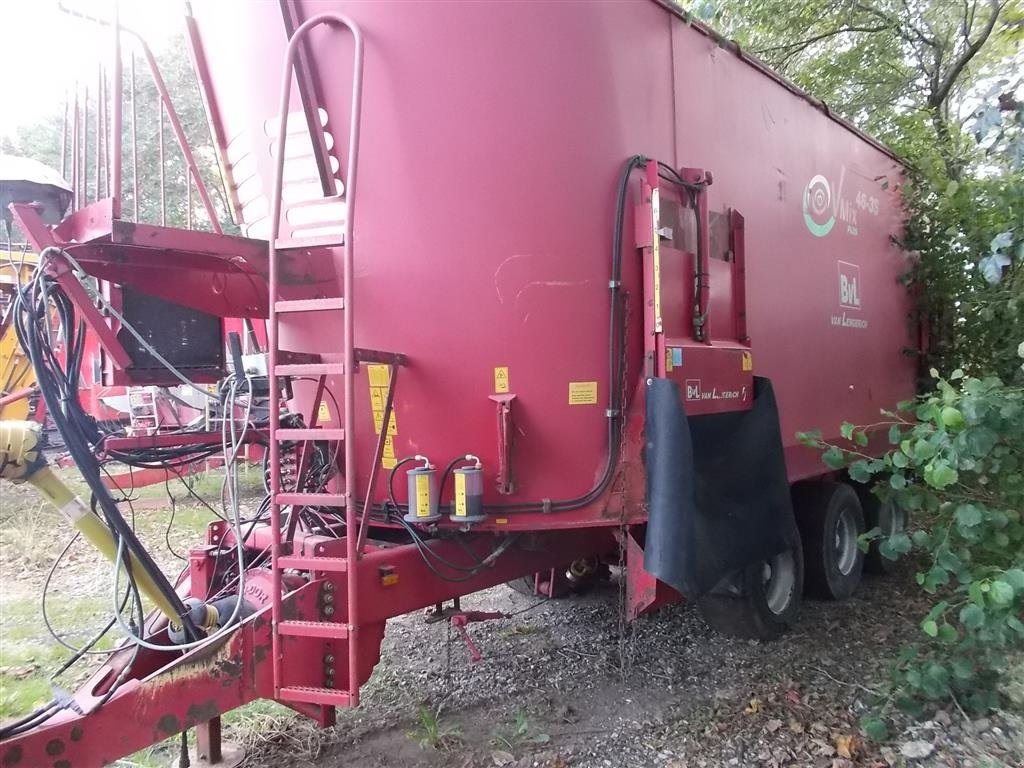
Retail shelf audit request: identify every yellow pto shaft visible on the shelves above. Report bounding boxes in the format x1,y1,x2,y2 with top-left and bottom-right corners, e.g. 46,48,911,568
0,420,181,621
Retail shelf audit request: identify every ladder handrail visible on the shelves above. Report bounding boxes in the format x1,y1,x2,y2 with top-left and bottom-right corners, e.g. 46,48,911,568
267,11,364,706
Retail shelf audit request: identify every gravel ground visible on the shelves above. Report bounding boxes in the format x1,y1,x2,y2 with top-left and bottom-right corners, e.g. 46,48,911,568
2,476,1020,768
241,565,1023,768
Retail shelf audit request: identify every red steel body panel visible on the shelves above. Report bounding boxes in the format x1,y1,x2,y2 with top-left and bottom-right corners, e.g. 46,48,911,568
192,1,915,513
187,0,915,525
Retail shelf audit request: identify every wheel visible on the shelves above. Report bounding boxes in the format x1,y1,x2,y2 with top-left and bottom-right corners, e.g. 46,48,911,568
697,543,804,640
792,481,865,600
854,485,907,574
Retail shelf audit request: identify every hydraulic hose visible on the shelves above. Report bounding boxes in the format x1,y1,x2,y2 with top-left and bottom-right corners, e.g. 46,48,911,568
0,421,182,620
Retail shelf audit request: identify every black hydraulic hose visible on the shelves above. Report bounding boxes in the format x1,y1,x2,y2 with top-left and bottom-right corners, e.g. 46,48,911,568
15,262,199,640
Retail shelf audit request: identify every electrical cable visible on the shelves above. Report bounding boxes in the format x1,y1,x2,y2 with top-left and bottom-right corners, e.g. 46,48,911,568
12,252,199,641
109,373,251,651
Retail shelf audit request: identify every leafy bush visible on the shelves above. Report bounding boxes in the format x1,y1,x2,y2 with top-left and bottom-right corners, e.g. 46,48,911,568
798,356,1024,732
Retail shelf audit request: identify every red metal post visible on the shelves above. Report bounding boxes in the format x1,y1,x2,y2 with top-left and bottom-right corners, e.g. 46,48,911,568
158,105,166,226
183,12,243,224
60,95,69,182
71,87,80,210
82,84,89,204
131,52,138,221
95,64,102,202
730,209,748,342
110,0,123,204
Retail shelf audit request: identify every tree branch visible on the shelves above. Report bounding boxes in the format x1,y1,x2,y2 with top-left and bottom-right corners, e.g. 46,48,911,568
929,0,1001,109
753,24,889,55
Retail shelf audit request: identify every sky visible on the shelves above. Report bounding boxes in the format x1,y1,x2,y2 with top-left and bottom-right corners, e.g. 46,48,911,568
2,0,182,138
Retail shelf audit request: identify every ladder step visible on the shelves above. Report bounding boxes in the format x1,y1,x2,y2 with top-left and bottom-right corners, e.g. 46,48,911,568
279,620,349,639
276,428,346,441
275,234,345,250
278,555,349,572
274,298,345,313
276,492,347,507
279,686,353,707
276,363,345,376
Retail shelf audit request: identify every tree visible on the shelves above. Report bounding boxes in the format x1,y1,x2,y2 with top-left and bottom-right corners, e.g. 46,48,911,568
683,0,1023,178
2,31,232,238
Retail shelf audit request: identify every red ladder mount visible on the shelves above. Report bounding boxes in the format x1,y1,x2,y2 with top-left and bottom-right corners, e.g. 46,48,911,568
265,12,407,715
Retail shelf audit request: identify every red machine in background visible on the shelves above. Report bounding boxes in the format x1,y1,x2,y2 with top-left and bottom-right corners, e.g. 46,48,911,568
0,1,915,765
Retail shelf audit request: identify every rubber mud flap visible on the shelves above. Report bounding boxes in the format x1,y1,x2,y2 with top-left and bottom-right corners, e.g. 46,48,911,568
643,377,799,597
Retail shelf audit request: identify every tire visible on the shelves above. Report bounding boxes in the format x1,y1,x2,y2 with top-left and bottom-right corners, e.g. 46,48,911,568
792,481,865,600
854,485,907,575
697,543,804,640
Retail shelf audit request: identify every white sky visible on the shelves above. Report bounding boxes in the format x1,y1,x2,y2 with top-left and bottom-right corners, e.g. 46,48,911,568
2,0,182,138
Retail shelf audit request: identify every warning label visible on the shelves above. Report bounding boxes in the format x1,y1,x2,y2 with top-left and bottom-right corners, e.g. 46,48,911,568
382,434,396,469
494,366,509,394
741,351,753,371
317,401,331,423
367,364,398,467
568,381,598,405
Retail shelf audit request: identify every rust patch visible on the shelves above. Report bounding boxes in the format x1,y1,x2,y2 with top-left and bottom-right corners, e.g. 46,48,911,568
156,714,182,736
186,700,218,725
69,727,83,743
214,657,243,680
44,740,64,757
253,642,269,665
1,745,23,766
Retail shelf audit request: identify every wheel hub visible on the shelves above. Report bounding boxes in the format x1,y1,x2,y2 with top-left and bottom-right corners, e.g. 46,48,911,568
763,550,796,615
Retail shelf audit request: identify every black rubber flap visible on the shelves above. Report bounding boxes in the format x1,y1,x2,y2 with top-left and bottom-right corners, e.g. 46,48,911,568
643,376,799,598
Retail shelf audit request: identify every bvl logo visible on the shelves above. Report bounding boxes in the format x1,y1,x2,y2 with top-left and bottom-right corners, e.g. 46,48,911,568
837,261,861,309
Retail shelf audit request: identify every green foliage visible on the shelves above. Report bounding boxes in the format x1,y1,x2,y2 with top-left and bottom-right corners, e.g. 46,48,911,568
408,704,462,751
681,1,1023,159
900,101,1024,384
800,362,1024,724
491,707,551,753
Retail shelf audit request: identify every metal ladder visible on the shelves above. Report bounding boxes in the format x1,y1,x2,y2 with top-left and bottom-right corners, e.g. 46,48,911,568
264,13,404,712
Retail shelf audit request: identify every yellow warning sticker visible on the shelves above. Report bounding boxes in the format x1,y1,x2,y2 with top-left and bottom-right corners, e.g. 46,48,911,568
369,387,385,411
665,349,673,372
568,381,598,405
368,364,390,387
414,473,432,518
454,471,467,517
741,351,753,372
493,366,509,394
373,410,398,436
367,364,397,467
494,517,508,525
317,401,331,423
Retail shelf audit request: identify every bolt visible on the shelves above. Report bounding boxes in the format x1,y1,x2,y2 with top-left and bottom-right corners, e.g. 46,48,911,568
324,654,334,664
322,593,334,604
325,666,335,677
325,678,334,688
322,605,335,617
323,582,335,592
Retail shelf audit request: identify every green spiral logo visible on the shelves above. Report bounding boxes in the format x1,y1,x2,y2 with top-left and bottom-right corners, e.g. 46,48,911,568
803,174,836,237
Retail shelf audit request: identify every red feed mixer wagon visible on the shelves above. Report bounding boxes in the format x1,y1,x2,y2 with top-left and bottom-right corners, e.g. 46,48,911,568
0,1,915,764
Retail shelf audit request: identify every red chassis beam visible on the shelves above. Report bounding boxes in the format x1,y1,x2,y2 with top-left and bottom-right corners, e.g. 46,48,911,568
0,526,617,767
